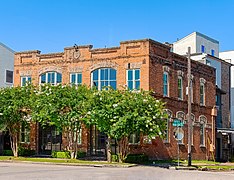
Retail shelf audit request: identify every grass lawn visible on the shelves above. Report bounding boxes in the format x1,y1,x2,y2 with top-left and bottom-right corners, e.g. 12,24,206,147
0,156,133,166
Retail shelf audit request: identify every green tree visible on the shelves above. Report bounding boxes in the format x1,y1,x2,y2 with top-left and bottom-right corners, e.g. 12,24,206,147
0,85,33,157
88,88,167,162
31,84,92,159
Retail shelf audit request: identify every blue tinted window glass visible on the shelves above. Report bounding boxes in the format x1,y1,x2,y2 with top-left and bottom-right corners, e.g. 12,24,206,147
78,74,82,84
110,81,116,90
57,73,62,83
105,69,109,80
128,70,133,80
110,69,116,80
93,70,98,81
93,81,98,88
51,72,55,83
101,81,105,89
201,45,205,53
48,73,51,83
41,74,46,83
128,81,133,90
71,74,76,83
101,69,105,80
28,77,31,82
22,77,26,86
135,70,140,80
211,49,215,56
163,73,168,84
135,80,140,90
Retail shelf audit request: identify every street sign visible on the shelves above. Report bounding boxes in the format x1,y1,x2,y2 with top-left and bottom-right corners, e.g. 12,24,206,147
172,119,184,127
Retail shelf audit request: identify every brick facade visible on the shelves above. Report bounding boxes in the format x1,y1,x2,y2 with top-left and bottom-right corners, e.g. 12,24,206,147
14,39,216,160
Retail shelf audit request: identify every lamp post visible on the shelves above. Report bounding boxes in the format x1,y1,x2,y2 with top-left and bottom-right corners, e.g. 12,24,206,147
187,47,192,166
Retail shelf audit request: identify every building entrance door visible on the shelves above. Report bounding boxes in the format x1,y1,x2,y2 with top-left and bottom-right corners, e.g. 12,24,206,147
38,125,62,155
89,126,106,156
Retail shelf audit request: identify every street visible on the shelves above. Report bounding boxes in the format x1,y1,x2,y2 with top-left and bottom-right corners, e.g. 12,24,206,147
0,162,233,180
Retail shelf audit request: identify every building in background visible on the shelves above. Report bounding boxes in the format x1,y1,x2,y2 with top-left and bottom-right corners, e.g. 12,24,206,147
13,39,216,160
219,50,234,161
173,32,232,162
0,42,14,88
0,42,14,155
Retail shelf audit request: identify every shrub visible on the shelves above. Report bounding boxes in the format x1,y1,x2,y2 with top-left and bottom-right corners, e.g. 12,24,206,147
3,150,13,156
125,154,148,163
52,151,71,159
18,147,35,157
111,154,119,162
77,151,86,158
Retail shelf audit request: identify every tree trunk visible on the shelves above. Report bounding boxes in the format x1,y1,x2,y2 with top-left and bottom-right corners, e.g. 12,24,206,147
119,137,129,163
10,132,18,157
106,136,111,163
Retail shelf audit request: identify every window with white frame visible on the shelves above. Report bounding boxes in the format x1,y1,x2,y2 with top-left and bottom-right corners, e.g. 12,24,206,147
163,72,169,97
129,133,140,144
40,71,62,85
127,69,140,90
91,68,116,90
200,80,205,106
20,122,30,143
6,70,13,83
21,76,32,86
70,73,82,85
178,76,183,100
199,116,206,147
72,128,82,145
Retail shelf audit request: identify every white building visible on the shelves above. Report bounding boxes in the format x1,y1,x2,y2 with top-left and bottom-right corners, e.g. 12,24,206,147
220,51,234,129
173,31,219,57
0,42,14,88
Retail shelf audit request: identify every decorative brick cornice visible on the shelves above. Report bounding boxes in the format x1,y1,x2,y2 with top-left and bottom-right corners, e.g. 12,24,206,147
200,78,206,84
177,70,184,77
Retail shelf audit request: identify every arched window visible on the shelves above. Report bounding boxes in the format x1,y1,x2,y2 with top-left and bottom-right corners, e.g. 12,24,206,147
164,109,173,143
40,72,62,85
199,115,207,147
176,111,185,144
91,68,116,90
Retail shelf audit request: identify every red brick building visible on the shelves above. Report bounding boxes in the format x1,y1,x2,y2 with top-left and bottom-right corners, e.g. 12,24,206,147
14,39,217,160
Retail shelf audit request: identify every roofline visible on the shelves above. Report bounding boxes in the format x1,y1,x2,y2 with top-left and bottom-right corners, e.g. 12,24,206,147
0,42,15,53
174,31,219,44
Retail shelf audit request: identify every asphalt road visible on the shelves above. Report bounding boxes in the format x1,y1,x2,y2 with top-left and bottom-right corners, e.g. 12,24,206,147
0,162,234,180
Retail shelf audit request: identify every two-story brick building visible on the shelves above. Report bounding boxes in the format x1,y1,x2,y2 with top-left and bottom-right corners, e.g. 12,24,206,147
14,39,217,160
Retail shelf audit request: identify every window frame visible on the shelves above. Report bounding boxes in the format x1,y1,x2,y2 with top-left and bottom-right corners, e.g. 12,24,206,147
91,68,117,90
39,71,62,85
126,69,140,90
70,73,82,85
21,76,32,86
200,82,205,106
129,132,140,145
5,70,13,84
163,72,169,97
178,76,183,100
20,122,30,144
201,45,205,53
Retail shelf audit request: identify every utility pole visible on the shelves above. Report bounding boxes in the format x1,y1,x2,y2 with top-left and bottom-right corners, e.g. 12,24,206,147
187,47,192,166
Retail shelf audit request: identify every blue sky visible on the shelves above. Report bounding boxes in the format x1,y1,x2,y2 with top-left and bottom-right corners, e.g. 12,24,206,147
0,0,234,53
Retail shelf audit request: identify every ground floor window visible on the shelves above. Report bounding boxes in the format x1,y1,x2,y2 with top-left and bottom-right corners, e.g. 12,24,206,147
129,133,140,144
20,122,30,143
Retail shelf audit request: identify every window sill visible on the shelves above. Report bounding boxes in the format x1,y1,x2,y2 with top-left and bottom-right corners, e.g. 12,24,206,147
129,143,140,146
200,145,206,148
163,140,170,144
178,143,185,146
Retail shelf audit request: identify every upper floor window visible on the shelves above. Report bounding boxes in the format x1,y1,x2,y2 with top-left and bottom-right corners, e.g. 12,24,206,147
200,79,206,106
21,76,31,86
40,72,62,85
178,76,183,100
211,49,215,56
70,73,82,85
127,69,140,90
6,70,13,83
163,72,169,97
201,45,205,53
91,68,116,90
